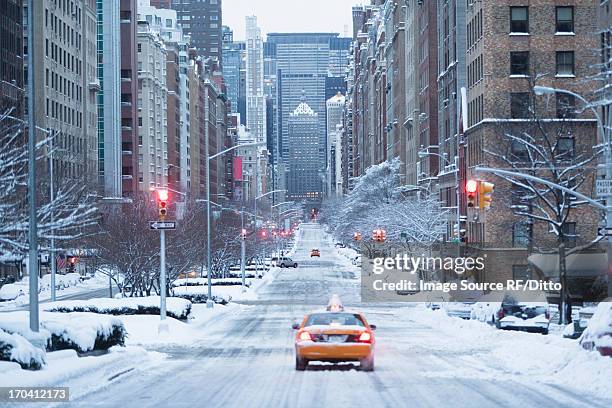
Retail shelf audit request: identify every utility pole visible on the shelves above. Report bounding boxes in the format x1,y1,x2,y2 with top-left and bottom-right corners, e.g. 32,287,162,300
151,189,173,332
240,210,246,292
49,135,56,302
27,0,39,332
160,228,167,323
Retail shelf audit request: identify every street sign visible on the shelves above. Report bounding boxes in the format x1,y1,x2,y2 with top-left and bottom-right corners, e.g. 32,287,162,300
597,227,612,236
596,179,612,197
149,221,176,230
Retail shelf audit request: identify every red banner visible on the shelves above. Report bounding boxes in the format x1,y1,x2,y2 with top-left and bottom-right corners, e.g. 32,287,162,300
233,156,243,181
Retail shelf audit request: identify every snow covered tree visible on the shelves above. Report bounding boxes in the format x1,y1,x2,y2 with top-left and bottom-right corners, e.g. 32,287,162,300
0,111,98,262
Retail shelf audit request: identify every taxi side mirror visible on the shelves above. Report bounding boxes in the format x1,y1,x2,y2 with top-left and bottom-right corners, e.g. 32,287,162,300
292,323,300,330
369,324,377,330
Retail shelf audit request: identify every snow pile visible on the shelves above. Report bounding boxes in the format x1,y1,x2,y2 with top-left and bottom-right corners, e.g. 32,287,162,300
580,302,612,350
0,283,25,301
39,273,82,291
405,306,612,400
0,329,46,370
43,296,192,320
0,311,126,354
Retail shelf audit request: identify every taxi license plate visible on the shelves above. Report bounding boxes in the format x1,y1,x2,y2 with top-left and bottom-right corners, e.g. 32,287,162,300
327,335,347,343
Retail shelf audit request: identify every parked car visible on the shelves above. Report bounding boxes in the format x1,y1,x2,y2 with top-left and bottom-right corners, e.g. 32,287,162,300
564,306,597,339
496,302,550,334
580,301,612,356
351,255,362,267
334,242,346,248
278,257,298,268
443,301,477,319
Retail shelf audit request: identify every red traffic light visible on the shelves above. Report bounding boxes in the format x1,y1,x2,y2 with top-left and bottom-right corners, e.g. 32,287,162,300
466,180,478,194
157,189,169,201
261,230,268,238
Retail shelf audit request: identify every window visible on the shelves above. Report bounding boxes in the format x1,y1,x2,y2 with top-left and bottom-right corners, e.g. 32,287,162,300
510,92,530,118
512,265,531,280
510,51,529,75
556,7,574,33
137,43,142,53
120,11,131,21
166,19,173,28
510,7,528,33
557,137,574,160
556,93,576,118
562,223,576,248
513,223,531,247
556,51,575,76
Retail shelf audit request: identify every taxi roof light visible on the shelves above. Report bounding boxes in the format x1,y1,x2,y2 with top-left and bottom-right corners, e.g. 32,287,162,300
326,294,344,312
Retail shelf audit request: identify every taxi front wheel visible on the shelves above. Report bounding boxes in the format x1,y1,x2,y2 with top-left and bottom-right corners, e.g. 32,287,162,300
360,354,374,372
296,356,307,371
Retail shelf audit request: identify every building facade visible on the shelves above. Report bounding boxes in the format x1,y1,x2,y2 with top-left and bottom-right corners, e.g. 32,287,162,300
287,101,320,201
326,92,345,198
0,0,23,116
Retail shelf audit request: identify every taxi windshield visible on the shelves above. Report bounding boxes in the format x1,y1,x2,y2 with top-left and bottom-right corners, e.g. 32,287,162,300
305,313,366,327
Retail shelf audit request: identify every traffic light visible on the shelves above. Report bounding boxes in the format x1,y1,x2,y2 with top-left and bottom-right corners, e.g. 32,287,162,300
466,179,478,208
261,230,268,238
354,232,362,241
241,228,247,239
157,189,169,219
479,181,494,209
372,229,386,242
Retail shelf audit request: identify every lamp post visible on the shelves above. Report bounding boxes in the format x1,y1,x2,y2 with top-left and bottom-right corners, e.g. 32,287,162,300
418,150,461,240
204,142,263,307
254,189,286,228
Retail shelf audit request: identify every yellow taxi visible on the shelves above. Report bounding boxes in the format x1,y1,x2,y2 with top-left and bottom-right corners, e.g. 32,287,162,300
310,248,320,257
292,296,376,371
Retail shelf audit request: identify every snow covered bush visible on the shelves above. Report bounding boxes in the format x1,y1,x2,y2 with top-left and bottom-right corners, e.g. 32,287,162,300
0,329,46,370
172,286,232,305
43,297,192,320
172,278,251,287
0,283,25,301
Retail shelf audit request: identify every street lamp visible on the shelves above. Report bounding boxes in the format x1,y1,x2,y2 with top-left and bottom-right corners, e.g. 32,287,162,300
204,141,264,308
418,149,461,240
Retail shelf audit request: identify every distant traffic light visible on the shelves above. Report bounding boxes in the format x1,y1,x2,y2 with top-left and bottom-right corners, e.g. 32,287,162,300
479,181,494,209
241,228,247,239
261,230,268,238
372,229,386,242
354,232,362,241
466,180,478,208
157,189,169,219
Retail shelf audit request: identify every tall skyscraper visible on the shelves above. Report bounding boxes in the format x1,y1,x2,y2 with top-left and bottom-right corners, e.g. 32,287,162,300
170,0,223,67
245,16,266,148
287,100,319,201
267,33,351,201
222,26,244,114
96,0,122,197
326,92,345,198
27,0,99,184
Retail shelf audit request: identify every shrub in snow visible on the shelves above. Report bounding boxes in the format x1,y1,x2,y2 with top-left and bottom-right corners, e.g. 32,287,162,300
0,284,25,301
0,329,46,370
174,293,231,305
172,278,250,287
44,297,192,320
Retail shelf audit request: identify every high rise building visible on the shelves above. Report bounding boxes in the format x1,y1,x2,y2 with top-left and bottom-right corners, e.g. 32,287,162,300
96,0,122,197
0,0,23,116
222,26,244,113
267,32,351,201
287,100,319,201
170,0,223,67
245,16,266,149
136,19,168,190
326,92,345,198
27,0,99,184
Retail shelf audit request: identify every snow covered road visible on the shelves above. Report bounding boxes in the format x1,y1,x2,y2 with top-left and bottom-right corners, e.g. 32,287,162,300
56,224,612,407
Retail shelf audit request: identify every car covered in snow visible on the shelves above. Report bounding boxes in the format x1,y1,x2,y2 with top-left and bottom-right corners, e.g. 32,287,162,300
292,296,376,371
443,301,477,319
496,302,550,334
579,301,612,357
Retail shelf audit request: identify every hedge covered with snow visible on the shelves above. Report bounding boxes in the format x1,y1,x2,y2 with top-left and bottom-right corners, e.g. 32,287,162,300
172,278,251,288
0,329,46,370
171,285,232,305
0,312,127,370
43,296,192,320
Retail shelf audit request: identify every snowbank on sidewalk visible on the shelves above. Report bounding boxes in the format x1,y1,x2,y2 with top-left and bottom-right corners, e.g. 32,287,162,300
405,305,612,400
43,296,192,320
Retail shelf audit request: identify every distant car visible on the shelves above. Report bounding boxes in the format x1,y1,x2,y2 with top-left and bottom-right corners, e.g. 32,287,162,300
334,243,346,248
310,249,320,257
444,302,477,319
564,306,597,339
496,302,550,334
580,301,612,356
279,257,298,268
292,296,376,371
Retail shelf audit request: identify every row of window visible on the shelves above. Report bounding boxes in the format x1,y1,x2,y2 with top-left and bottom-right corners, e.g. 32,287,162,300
510,50,575,76
45,97,83,128
510,91,576,119
45,38,83,76
510,6,575,34
45,8,83,50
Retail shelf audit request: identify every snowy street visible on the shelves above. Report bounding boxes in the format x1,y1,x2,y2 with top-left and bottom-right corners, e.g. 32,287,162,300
34,224,609,408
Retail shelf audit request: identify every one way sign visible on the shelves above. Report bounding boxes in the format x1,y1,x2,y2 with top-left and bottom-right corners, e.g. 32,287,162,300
149,221,176,230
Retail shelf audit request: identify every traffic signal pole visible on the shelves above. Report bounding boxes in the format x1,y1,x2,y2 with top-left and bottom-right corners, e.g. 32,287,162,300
160,229,167,327
241,210,246,292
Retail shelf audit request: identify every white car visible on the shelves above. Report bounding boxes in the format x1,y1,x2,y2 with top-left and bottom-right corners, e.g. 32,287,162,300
443,301,477,319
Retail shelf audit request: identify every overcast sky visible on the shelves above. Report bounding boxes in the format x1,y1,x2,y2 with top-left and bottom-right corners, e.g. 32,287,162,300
223,0,363,41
